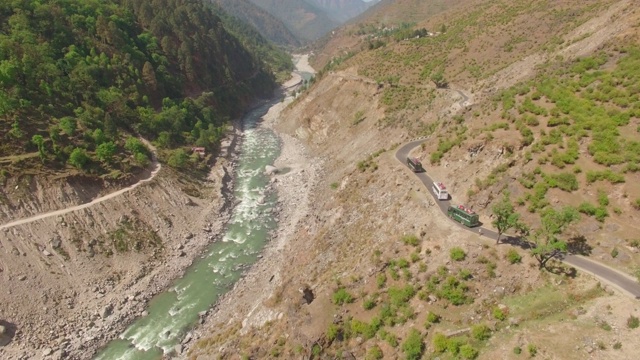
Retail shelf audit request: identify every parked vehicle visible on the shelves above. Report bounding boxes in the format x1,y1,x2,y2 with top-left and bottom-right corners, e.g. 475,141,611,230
432,181,449,200
406,157,424,172
447,204,480,227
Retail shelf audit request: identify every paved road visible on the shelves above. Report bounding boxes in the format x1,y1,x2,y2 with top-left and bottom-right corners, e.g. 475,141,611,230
0,153,161,232
396,140,640,299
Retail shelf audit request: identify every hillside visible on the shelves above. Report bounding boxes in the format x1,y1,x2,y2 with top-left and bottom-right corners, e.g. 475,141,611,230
309,0,466,70
188,0,640,359
0,0,277,185
212,0,301,47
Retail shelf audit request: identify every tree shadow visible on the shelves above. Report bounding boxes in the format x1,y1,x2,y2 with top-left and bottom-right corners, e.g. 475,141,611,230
567,235,593,256
499,234,535,250
545,260,578,278
0,319,17,346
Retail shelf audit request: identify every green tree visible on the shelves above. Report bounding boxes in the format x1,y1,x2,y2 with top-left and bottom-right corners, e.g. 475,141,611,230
531,207,580,269
59,117,77,136
96,141,117,163
492,192,527,244
31,134,46,162
167,148,188,169
125,137,147,155
68,148,89,170
92,129,107,145
430,70,447,88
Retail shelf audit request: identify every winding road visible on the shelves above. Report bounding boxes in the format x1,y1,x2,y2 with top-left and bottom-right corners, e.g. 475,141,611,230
396,139,640,299
0,156,161,232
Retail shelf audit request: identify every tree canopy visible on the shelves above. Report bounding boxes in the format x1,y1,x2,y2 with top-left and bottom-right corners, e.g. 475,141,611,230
0,0,281,177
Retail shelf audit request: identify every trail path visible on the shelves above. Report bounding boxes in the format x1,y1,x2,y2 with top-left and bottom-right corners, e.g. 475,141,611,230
395,140,640,299
0,142,161,232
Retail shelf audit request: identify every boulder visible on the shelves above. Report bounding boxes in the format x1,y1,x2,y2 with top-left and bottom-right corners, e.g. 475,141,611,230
265,165,278,175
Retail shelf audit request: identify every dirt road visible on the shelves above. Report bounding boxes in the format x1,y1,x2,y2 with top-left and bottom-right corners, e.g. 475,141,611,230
0,160,161,232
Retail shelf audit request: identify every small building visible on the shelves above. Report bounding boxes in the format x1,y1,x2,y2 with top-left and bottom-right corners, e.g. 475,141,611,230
191,147,205,156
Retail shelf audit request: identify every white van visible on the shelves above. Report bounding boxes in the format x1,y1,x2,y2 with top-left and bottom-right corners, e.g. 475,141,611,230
432,181,449,200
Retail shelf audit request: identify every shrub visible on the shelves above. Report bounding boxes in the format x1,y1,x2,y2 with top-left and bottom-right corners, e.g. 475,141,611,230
402,235,420,246
388,285,416,306
549,172,579,191
446,337,465,355
438,276,471,305
350,319,377,339
613,342,622,350
402,329,424,360
326,324,340,342
597,189,609,207
514,346,522,355
363,298,377,310
365,345,383,360
459,269,473,280
426,311,441,323
506,249,522,264
493,307,507,321
432,333,448,353
611,248,619,258
528,344,537,357
633,198,640,210
586,170,625,184
450,247,466,261
332,288,354,305
471,324,492,341
459,344,479,359
377,273,387,289
627,315,640,329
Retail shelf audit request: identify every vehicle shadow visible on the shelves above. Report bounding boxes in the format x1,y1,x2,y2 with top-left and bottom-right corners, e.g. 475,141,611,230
0,319,17,346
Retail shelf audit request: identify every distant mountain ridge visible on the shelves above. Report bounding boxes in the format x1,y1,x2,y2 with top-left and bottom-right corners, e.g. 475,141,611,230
305,0,375,23
249,0,375,42
212,0,300,47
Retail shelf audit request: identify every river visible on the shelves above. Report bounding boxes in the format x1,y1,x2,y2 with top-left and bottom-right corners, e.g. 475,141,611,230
94,102,282,359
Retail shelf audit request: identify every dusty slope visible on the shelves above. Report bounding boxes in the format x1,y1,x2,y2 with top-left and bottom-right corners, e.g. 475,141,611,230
0,133,240,359
187,1,640,359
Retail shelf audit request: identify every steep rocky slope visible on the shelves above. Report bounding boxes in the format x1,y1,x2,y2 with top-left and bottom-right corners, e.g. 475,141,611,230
187,1,640,359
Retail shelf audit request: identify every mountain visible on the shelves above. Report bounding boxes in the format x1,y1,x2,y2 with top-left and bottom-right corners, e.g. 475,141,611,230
305,0,375,23
212,0,300,47
210,0,295,81
189,0,640,359
0,0,277,180
249,0,374,42
310,0,466,69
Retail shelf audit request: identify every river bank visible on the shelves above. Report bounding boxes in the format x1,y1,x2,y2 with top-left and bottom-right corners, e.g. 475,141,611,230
185,55,320,358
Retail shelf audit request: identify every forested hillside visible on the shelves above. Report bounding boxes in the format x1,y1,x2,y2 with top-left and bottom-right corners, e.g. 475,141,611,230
212,0,300,48
0,0,278,180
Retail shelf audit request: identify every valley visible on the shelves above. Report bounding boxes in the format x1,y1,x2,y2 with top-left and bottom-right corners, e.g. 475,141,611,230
2,0,640,359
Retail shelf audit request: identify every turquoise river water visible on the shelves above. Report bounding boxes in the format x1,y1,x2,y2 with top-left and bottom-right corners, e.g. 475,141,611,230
94,101,281,359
